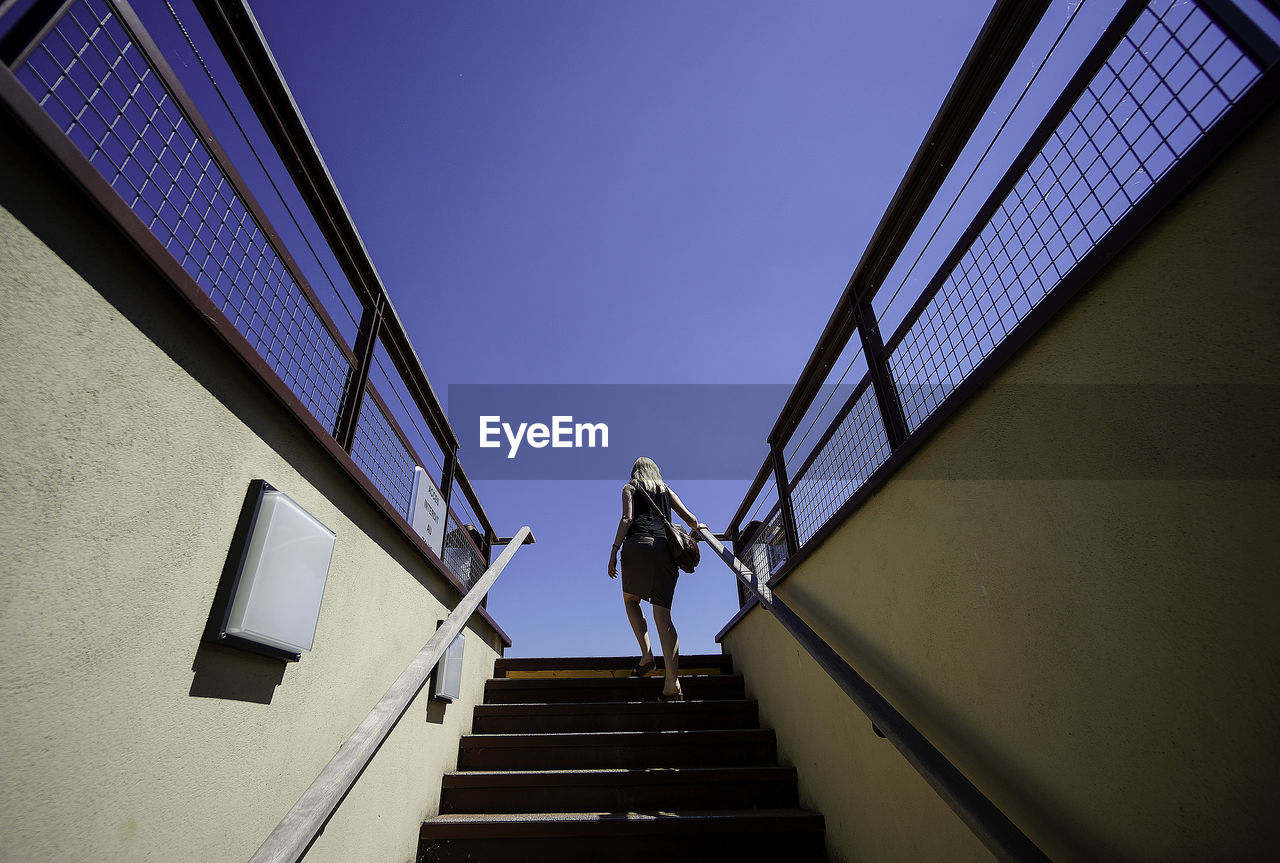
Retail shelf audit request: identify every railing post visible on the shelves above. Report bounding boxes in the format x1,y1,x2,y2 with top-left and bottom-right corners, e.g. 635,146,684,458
727,525,750,608
851,294,910,450
332,298,383,451
439,447,457,520
770,442,800,556
482,527,495,565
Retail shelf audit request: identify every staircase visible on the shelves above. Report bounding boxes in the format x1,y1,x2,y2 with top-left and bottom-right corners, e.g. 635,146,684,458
418,654,827,861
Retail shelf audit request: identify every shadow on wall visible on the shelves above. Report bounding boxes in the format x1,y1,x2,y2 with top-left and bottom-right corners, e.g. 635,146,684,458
189,643,286,705
777,578,1100,862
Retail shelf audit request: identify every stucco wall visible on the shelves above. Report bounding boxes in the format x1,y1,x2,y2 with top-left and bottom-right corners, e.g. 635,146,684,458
722,106,1280,862
0,117,508,862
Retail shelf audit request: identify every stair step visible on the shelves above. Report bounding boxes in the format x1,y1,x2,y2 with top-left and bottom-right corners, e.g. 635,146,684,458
472,699,760,733
484,673,746,704
440,765,799,813
419,809,826,862
495,654,732,679
457,728,777,770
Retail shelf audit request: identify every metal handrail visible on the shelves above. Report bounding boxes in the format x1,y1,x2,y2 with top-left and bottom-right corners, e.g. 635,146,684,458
248,526,533,863
698,526,1051,863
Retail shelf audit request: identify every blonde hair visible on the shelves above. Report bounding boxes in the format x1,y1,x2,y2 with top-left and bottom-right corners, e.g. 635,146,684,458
630,457,666,495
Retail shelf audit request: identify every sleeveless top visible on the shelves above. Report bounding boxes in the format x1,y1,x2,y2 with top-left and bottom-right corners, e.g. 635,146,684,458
625,481,671,541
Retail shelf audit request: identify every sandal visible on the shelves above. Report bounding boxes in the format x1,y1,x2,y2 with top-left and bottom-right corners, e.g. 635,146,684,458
629,658,656,678
657,689,684,702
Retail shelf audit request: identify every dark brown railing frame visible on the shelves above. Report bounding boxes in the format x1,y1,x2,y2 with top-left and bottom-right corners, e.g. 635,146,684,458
718,1,1280,861
0,0,508,623
730,0,1280,580
185,0,504,553
729,0,1051,550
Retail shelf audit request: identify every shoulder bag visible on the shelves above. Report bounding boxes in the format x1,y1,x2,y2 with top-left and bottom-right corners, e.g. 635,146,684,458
636,484,700,573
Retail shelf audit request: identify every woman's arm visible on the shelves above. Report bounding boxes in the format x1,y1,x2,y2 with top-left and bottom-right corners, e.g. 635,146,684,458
607,483,634,578
668,488,704,530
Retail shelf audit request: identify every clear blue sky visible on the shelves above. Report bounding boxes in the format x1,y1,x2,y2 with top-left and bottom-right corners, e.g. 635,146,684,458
149,0,1098,657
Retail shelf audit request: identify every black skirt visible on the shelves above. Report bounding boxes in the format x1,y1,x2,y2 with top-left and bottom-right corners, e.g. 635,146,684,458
620,535,679,607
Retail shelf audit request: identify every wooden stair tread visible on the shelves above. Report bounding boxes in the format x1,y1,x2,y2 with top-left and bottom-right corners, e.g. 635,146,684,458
461,728,774,745
423,808,824,835
495,654,732,678
443,765,797,785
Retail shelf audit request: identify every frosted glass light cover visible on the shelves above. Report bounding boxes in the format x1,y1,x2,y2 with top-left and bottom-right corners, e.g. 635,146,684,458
225,490,336,654
436,632,465,701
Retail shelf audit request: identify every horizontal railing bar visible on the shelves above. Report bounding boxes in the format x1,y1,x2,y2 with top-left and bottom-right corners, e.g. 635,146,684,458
190,0,460,457
450,463,496,548
782,370,875,495
0,0,74,68
764,0,1049,452
248,526,532,863
698,527,1051,863
374,309,460,454
110,0,360,372
184,0,375,310
726,455,774,539
364,376,431,467
881,0,1150,361
180,0,496,539
848,0,1052,307
1198,0,1280,67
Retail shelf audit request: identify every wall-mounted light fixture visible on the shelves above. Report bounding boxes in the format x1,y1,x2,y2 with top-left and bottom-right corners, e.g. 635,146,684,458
211,480,336,662
432,625,465,702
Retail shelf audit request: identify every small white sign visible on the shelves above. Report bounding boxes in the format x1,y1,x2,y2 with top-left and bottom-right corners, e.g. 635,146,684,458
408,466,447,558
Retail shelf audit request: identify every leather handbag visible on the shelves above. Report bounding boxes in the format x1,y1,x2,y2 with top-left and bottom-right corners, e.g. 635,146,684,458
637,485,700,573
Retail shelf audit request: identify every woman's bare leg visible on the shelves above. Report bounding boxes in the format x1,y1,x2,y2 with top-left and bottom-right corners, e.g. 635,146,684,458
623,592,653,662
653,603,680,695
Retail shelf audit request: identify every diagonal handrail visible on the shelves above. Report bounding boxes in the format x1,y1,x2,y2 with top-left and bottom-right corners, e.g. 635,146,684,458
697,526,1051,863
248,526,533,863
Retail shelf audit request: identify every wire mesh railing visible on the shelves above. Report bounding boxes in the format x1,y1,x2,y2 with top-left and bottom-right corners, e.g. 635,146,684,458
0,0,497,584
886,0,1265,433
729,0,1278,581
788,376,892,547
738,504,790,585
441,512,488,591
349,388,419,518
11,0,354,432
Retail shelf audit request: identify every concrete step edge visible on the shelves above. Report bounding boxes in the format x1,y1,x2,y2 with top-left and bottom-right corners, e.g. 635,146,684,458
421,808,824,838
486,674,744,688
442,765,797,788
459,728,775,748
474,699,757,713
496,654,730,670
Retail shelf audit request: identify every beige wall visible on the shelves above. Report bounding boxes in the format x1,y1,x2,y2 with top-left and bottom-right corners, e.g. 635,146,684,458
722,107,1280,862
0,121,508,862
